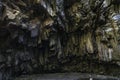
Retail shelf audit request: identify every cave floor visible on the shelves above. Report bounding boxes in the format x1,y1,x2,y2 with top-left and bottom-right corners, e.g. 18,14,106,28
15,73,120,80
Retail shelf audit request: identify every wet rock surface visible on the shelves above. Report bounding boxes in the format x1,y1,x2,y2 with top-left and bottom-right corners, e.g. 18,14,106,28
15,73,120,80
0,0,120,80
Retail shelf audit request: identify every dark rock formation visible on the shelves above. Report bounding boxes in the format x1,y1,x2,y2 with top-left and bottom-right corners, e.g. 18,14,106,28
0,0,120,80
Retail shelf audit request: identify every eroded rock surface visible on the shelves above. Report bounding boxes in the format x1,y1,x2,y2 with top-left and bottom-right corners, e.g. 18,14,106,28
0,0,120,80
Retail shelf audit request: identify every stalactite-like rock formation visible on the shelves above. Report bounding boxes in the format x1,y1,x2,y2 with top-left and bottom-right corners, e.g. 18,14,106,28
0,0,120,80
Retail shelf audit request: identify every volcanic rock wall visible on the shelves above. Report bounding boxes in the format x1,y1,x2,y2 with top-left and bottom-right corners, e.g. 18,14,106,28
0,0,120,79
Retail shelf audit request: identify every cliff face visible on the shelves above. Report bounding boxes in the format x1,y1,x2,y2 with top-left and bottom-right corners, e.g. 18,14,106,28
0,0,120,79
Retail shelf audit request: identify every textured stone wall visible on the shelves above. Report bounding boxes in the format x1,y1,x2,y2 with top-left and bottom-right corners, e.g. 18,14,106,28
0,0,120,79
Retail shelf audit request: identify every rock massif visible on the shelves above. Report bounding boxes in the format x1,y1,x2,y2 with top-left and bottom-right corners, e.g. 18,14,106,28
0,0,120,80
